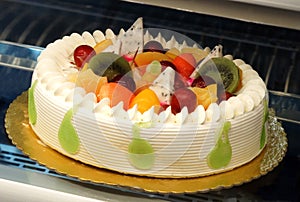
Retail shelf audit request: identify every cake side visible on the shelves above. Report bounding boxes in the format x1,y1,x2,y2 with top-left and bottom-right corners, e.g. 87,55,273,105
31,81,265,177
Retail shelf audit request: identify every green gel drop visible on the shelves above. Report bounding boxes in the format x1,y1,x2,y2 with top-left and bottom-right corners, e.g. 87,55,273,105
260,99,269,149
28,80,38,125
207,121,232,169
128,122,155,170
58,109,80,154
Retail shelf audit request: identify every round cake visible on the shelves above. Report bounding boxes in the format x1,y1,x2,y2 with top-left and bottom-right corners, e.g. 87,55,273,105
28,18,268,178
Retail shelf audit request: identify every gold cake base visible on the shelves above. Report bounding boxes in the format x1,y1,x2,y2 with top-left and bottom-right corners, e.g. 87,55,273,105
4,91,288,193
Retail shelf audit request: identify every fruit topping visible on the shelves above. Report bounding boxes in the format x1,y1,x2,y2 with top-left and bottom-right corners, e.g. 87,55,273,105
134,52,172,68
93,39,113,54
149,66,175,105
174,73,189,90
97,82,134,110
191,75,215,88
181,47,208,63
209,45,223,57
165,47,180,60
88,52,132,82
173,53,196,79
197,57,240,94
190,44,223,79
76,69,108,94
141,60,162,83
191,84,218,109
143,40,164,53
73,45,96,69
130,88,160,113
119,17,144,56
170,88,197,114
160,60,176,71
218,91,233,102
111,74,136,92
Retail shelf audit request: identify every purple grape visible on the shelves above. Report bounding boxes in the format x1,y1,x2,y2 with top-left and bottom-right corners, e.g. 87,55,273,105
111,74,136,92
143,40,164,53
171,88,197,114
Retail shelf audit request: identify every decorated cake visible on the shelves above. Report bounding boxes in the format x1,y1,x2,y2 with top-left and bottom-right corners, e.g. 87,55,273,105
28,18,268,178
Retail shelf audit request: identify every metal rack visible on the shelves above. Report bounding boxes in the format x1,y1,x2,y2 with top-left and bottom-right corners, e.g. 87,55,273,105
0,0,299,201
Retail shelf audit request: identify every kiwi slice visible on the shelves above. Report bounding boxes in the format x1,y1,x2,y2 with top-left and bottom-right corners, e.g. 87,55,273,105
199,57,240,93
88,52,132,82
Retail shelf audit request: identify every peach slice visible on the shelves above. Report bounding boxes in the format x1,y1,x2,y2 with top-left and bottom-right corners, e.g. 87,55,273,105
130,88,160,113
134,52,172,67
191,84,218,109
97,82,134,110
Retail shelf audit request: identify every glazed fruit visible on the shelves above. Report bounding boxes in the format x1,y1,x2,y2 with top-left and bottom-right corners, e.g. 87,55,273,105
111,74,136,92
93,39,113,54
76,69,108,94
181,47,208,63
143,40,164,53
191,84,218,109
141,60,162,83
73,45,96,69
88,52,132,82
130,88,160,113
165,47,180,60
134,52,172,68
191,75,215,88
173,53,196,79
174,73,188,90
97,82,134,110
218,90,233,102
160,60,176,71
170,88,197,114
199,57,240,93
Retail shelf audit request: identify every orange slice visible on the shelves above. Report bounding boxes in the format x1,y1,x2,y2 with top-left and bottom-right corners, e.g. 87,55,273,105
134,52,172,67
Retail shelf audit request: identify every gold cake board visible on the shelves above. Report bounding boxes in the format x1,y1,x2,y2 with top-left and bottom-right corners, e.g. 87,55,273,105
4,91,288,193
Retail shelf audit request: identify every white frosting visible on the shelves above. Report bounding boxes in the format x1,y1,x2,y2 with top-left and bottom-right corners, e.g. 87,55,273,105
30,29,268,177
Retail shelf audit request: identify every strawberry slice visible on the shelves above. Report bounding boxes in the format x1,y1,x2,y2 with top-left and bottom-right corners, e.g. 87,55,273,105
173,53,196,79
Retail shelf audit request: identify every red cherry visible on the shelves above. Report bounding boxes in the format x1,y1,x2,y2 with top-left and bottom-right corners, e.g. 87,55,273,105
73,45,96,69
171,88,197,114
173,53,196,80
